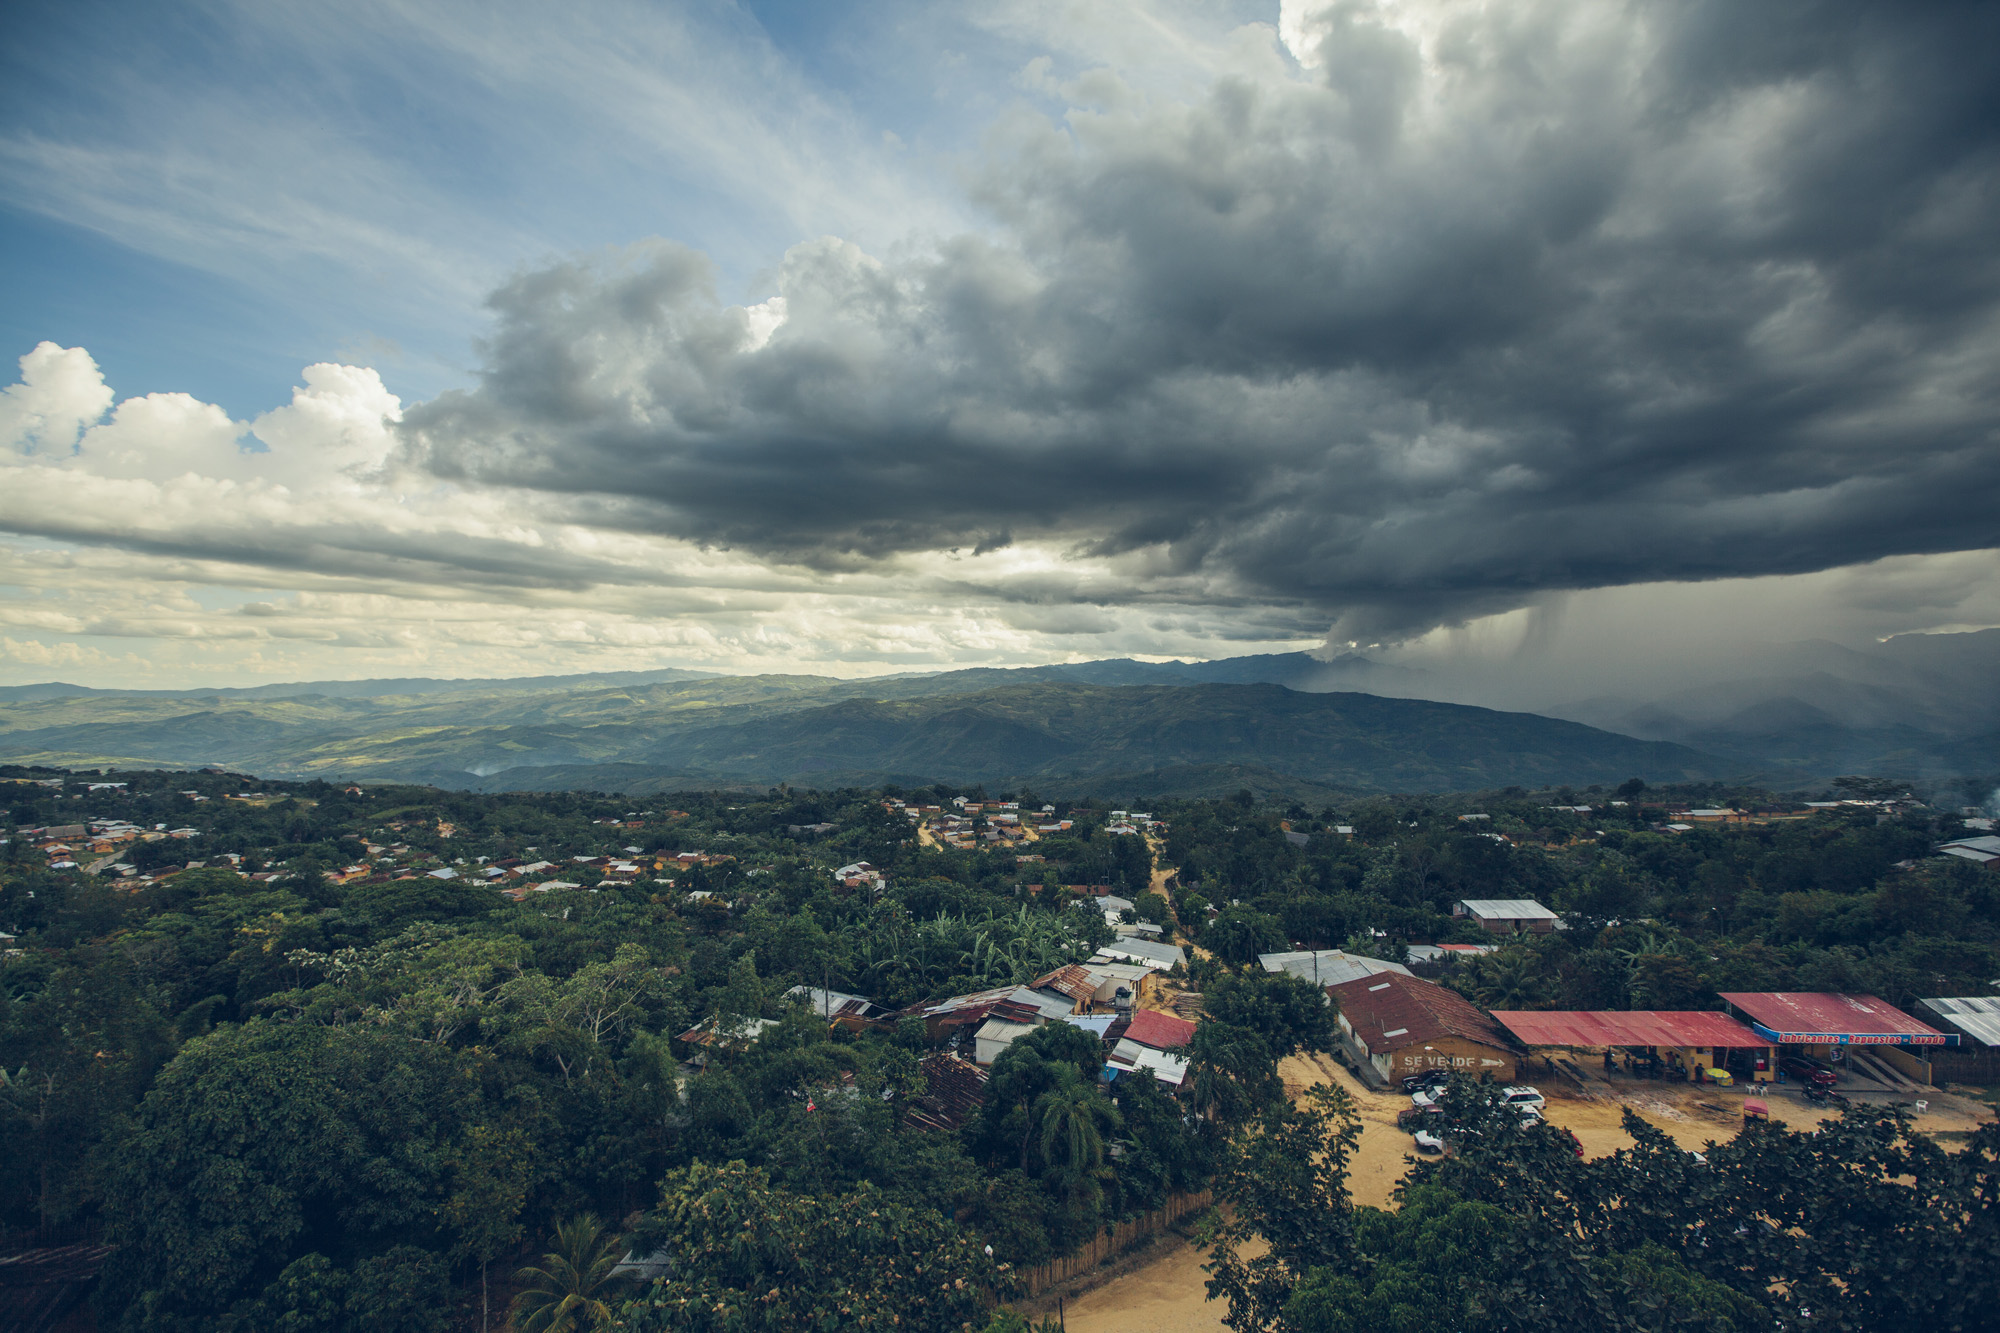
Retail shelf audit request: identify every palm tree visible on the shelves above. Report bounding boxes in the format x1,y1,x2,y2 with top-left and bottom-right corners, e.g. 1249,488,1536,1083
1034,1073,1119,1187
511,1214,630,1333
1466,947,1553,1010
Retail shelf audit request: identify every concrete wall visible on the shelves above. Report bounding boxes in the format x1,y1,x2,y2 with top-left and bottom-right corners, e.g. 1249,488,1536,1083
1876,1045,1933,1086
1379,1035,1518,1082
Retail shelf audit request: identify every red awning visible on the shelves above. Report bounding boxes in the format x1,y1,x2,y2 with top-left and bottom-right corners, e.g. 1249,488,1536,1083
1490,1010,1769,1049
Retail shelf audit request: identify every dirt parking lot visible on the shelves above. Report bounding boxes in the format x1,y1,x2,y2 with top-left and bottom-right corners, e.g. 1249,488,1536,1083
1048,1053,1994,1331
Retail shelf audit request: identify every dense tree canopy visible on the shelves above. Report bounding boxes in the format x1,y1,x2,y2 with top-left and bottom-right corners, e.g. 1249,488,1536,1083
2,765,1995,1329
1210,1077,2000,1333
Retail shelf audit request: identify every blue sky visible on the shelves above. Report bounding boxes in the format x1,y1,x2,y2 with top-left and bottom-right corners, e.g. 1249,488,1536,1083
1,0,1014,409
2,1,1997,692
1,1,1289,413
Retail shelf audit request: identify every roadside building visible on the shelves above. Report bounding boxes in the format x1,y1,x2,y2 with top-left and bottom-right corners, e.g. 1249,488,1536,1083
1491,1009,1773,1084
1915,996,2000,1083
1719,991,1956,1087
1917,995,2000,1045
1453,899,1560,934
1327,971,1522,1083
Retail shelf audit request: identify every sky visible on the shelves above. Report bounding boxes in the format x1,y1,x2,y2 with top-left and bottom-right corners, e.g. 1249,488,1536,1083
2,0,1997,694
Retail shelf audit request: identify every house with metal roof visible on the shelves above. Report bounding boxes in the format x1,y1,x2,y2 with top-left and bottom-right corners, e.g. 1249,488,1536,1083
1454,899,1560,934
1937,835,2000,866
1327,971,1522,1084
1916,996,2000,1047
1030,964,1102,1007
1717,992,1956,1046
1091,938,1184,970
1105,1008,1198,1088
970,987,1087,1065
1122,1008,1196,1052
788,985,888,1031
902,1052,989,1133
1106,1040,1189,1087
1259,949,1412,987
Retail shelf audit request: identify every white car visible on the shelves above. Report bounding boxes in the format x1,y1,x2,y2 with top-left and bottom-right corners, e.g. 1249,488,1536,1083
1413,1126,1446,1153
1412,1084,1546,1114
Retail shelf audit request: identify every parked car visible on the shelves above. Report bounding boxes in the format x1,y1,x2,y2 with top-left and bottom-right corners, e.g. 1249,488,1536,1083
1414,1084,1546,1114
1397,1105,1444,1132
1401,1069,1452,1094
1413,1125,1447,1153
1781,1056,1838,1087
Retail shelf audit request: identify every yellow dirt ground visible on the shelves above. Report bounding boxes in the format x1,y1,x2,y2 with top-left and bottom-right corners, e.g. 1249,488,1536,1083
1043,1050,1995,1330
1057,1234,1230,1333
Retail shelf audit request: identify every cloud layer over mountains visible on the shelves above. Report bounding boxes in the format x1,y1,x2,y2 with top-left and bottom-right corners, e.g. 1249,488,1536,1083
405,0,2000,643
2,0,1998,685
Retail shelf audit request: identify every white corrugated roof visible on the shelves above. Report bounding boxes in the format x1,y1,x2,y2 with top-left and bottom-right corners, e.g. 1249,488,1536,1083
1259,949,1412,987
1108,1036,1188,1086
1092,938,1184,969
1456,898,1558,919
1920,996,2000,1047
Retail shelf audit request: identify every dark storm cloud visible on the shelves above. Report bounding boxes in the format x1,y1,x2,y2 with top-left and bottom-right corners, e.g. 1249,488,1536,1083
403,0,2000,640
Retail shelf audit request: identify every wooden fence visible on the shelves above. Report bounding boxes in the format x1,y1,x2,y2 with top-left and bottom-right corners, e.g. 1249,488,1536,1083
1931,1044,2000,1085
1014,1190,1213,1298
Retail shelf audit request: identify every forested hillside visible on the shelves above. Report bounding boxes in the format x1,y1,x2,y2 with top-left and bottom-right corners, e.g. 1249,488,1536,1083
0,674,1728,795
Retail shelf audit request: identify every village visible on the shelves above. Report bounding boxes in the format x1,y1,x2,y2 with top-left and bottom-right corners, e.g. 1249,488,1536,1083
4,769,1998,1331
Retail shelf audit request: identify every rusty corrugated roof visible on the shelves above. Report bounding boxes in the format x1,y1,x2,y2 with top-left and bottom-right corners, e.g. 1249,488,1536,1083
904,1053,988,1132
1328,971,1518,1056
1031,964,1099,1003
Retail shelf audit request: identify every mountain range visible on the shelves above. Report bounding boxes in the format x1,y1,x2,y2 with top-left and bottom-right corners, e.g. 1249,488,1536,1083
1,632,1991,796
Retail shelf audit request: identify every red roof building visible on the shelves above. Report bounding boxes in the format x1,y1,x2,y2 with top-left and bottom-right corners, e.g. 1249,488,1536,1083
1718,993,1957,1047
1122,1008,1196,1052
1327,971,1522,1083
1492,1010,1768,1049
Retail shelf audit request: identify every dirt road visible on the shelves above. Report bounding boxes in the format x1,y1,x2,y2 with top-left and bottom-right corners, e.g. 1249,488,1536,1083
1055,1234,1229,1333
